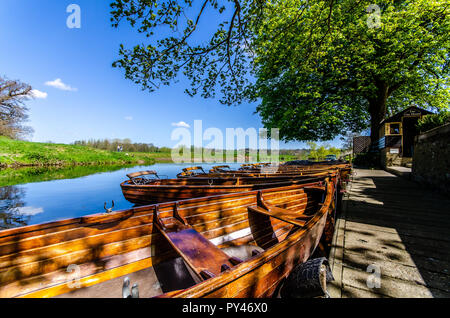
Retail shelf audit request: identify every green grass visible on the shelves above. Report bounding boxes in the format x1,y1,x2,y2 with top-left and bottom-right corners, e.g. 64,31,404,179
139,151,174,163
0,137,162,167
0,136,298,168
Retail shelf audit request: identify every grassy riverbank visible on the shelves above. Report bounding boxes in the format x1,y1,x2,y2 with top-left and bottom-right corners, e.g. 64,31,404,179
0,137,300,168
0,137,167,167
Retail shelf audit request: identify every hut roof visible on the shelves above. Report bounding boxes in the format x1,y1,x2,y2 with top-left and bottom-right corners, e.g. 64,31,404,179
381,106,433,125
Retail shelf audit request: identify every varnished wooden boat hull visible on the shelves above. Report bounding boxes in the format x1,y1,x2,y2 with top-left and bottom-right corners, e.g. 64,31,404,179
121,174,328,204
0,173,339,299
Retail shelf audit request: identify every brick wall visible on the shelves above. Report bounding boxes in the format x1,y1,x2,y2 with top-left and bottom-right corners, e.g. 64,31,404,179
412,123,450,194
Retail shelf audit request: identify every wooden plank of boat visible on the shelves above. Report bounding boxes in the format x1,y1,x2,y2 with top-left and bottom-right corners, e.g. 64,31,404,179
0,174,338,298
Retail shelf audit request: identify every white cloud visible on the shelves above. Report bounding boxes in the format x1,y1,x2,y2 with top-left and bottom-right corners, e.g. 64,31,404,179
45,78,77,91
171,121,190,128
125,116,133,121
29,89,48,99
15,206,44,216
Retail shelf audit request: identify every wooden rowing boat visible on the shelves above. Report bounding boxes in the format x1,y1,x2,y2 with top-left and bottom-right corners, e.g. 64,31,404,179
121,172,330,204
179,163,351,177
177,167,335,179
177,164,352,194
240,161,349,170
0,174,338,298
178,162,350,175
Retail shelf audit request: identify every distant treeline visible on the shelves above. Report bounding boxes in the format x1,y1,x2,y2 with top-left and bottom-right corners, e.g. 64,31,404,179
305,142,342,161
72,139,342,160
72,139,310,155
73,139,171,153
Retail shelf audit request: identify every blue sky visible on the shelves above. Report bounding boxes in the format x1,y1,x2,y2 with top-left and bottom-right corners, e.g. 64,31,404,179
0,0,343,149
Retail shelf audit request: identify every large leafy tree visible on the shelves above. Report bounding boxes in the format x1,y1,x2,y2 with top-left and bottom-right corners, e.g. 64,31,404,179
111,0,450,143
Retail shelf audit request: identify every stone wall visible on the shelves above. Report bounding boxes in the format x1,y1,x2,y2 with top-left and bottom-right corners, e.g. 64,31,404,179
381,149,412,167
412,123,450,194
381,148,401,167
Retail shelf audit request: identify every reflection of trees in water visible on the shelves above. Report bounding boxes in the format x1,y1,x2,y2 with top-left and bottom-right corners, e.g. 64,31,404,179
0,186,30,229
1,164,139,187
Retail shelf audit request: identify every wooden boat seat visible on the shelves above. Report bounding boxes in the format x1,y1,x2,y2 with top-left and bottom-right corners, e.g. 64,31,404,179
154,205,242,282
259,190,314,218
181,166,205,175
126,170,167,185
247,206,308,227
247,191,313,227
211,165,231,172
127,170,158,179
259,203,312,220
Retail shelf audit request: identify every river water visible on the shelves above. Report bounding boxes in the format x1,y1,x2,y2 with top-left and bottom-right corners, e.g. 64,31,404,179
0,162,243,229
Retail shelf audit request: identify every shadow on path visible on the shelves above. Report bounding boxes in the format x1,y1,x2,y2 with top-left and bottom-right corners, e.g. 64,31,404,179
340,169,450,298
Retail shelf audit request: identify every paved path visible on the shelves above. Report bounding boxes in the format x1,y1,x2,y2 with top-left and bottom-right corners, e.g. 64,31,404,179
329,169,450,298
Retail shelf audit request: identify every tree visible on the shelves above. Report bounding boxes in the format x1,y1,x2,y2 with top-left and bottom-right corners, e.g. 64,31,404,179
253,0,449,143
110,0,450,143
416,111,450,133
110,0,268,105
307,141,341,160
0,76,34,139
306,141,318,160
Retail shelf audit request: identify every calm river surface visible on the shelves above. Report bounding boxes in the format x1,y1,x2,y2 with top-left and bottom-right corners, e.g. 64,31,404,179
0,163,243,229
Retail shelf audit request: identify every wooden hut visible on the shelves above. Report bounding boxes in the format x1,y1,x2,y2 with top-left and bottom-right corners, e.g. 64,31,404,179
377,106,432,167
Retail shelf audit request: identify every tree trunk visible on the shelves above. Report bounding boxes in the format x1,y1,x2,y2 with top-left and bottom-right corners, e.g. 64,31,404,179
368,81,389,146
369,104,384,145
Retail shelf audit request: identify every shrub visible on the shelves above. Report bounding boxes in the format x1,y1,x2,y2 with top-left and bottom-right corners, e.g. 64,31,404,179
24,152,50,162
416,112,450,133
353,152,381,168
